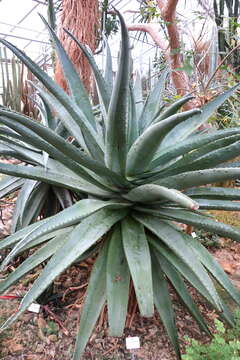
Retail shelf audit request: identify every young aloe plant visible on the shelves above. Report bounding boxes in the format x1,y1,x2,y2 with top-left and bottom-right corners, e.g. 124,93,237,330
1,11,240,360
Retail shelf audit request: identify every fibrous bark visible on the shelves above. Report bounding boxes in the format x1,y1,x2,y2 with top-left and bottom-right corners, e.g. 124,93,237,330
55,0,99,92
128,0,197,108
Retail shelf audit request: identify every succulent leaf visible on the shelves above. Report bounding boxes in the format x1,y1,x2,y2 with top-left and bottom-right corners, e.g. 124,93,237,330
105,9,130,175
161,83,240,148
40,15,96,130
138,68,168,131
152,252,181,359
127,109,202,176
122,216,154,317
107,224,130,336
152,246,211,335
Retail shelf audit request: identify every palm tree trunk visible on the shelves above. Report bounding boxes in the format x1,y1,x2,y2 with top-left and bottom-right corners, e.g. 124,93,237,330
55,0,99,92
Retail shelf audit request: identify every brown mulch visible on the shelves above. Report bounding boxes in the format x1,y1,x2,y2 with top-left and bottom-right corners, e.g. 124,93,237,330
1,201,240,359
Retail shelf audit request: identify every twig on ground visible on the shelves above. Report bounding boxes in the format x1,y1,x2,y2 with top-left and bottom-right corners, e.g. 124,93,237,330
43,304,69,336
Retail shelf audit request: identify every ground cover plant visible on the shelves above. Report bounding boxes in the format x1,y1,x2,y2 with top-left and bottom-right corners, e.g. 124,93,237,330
183,309,240,359
1,10,240,360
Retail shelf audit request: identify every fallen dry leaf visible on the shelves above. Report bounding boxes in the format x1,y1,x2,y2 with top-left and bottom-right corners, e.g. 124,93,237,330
9,342,23,353
218,260,236,274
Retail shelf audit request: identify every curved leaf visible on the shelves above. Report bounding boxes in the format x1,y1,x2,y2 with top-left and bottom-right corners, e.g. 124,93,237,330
0,135,43,165
0,162,113,195
1,200,130,269
150,128,240,170
1,208,127,332
124,184,199,209
149,234,234,325
0,176,24,199
133,213,222,310
73,241,108,360
11,179,38,232
139,207,240,242
122,216,154,317
152,95,194,124
161,83,240,148
158,137,240,177
156,168,240,190
105,10,130,175
127,109,201,176
0,115,108,189
0,38,101,152
17,182,49,229
107,224,130,336
64,29,111,114
139,68,168,131
152,252,181,359
40,15,96,129
184,234,240,305
152,246,210,335
0,231,70,294
29,83,104,162
0,109,128,188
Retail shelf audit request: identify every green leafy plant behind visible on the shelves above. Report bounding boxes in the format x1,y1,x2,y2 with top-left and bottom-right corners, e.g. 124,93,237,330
0,47,22,112
1,11,240,360
183,310,240,360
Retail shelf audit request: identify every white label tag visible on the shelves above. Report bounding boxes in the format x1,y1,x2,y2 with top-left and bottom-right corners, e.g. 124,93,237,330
28,303,40,313
126,336,140,350
191,232,197,238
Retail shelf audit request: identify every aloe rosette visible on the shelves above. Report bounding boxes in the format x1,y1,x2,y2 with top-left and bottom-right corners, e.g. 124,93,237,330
1,12,240,359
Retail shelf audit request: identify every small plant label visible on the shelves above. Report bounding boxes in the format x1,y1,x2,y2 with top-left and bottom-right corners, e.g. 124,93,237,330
126,336,140,350
28,303,41,313
191,232,197,238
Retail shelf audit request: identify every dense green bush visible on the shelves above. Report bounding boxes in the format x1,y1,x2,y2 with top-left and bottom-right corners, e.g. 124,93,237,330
1,11,240,360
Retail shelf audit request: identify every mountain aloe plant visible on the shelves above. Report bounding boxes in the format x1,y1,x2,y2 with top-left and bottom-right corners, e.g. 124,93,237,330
1,11,240,360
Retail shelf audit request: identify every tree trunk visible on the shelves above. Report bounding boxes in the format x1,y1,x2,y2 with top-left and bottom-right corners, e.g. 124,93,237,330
128,0,199,109
55,0,99,92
